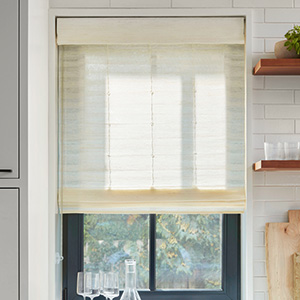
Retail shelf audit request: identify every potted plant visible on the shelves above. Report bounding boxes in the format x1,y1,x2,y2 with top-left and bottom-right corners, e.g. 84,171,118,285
275,25,300,59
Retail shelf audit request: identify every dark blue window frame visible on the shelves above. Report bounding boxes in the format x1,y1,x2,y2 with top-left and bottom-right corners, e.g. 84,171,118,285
63,214,240,300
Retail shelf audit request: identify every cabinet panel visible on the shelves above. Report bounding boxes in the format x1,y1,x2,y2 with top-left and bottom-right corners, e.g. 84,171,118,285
0,189,18,300
0,0,19,178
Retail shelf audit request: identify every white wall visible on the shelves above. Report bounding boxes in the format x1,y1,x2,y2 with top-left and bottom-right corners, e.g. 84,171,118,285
28,1,49,300
48,1,300,300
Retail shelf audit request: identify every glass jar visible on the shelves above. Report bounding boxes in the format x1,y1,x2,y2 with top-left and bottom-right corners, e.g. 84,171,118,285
120,259,141,300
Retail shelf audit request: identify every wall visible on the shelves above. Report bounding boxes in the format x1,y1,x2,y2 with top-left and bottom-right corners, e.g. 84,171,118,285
48,1,300,300
28,0,49,300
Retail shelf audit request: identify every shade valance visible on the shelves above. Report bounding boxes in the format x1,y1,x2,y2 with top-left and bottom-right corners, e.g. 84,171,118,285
56,17,245,45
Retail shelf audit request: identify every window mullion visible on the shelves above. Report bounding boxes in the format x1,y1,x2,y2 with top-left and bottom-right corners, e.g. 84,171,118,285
149,214,156,291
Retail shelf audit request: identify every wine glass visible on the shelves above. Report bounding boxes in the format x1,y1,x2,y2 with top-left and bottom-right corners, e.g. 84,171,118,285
103,272,119,300
99,271,107,300
77,272,92,300
87,273,101,300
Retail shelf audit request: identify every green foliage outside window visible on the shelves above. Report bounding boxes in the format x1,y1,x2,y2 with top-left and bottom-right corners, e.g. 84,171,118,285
84,214,221,290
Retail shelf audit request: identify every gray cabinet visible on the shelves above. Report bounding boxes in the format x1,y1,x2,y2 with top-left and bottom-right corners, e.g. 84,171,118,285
0,189,18,300
0,0,19,178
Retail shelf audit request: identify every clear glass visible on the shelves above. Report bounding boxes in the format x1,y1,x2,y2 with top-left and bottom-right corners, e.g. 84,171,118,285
264,142,274,160
276,142,285,160
103,272,119,300
264,142,285,160
120,259,141,300
84,214,149,289
77,272,92,299
156,214,222,290
100,271,107,299
86,273,101,300
284,142,300,160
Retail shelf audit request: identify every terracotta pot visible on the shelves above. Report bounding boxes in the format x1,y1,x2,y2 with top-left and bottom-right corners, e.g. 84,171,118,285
274,40,300,59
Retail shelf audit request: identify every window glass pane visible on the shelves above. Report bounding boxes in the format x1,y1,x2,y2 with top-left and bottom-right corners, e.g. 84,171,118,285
156,214,222,290
84,214,149,289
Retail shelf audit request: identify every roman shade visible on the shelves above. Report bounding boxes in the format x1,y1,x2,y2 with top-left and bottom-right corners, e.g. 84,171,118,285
58,18,246,214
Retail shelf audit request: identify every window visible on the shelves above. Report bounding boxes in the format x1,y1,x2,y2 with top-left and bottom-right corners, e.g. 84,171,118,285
58,17,245,300
63,214,240,300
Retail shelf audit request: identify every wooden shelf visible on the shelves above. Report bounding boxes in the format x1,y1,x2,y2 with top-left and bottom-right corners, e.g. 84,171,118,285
253,59,300,75
254,160,300,171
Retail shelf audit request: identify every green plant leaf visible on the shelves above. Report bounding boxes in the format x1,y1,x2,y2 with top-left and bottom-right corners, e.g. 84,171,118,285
284,26,300,52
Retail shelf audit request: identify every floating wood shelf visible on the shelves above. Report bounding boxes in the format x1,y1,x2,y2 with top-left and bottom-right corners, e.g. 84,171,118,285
254,160,300,171
253,59,300,75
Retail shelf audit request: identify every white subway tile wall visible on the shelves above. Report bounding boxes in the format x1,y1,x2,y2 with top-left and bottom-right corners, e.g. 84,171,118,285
265,8,300,22
253,134,265,149
265,105,300,119
254,261,266,276
50,0,110,7
253,172,265,185
233,0,293,8
264,38,282,53
253,90,294,104
253,77,265,89
253,24,293,38
265,76,300,89
266,172,300,185
253,119,294,133
111,0,171,8
49,0,300,297
254,277,268,292
266,134,300,143
253,38,265,52
172,0,232,7
253,149,265,162
254,231,265,245
254,292,265,300
253,9,265,22
253,105,265,119
295,91,300,104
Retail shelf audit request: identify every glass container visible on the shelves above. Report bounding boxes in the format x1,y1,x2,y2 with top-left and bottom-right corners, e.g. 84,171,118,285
120,259,141,300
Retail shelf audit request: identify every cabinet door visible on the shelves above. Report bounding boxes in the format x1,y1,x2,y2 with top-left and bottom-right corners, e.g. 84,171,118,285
0,0,19,178
0,189,18,300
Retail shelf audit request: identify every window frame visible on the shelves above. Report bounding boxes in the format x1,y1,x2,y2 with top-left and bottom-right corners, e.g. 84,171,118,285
63,214,240,300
